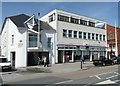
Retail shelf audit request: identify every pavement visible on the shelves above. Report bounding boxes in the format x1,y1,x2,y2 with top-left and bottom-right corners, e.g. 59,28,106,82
1,61,94,75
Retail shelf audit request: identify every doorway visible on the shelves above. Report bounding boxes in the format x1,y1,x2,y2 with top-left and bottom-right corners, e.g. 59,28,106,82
11,52,15,68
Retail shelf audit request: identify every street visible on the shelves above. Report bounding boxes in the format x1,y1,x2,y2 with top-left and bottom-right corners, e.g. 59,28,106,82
1,62,119,86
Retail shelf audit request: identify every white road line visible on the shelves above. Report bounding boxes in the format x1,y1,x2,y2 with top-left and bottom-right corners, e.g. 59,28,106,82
54,80,73,84
96,79,116,84
89,71,117,78
106,74,120,79
114,80,120,83
95,75,101,79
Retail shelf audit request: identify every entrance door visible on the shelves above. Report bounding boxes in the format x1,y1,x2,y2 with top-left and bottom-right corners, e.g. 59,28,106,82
11,52,15,68
58,50,63,63
64,50,72,62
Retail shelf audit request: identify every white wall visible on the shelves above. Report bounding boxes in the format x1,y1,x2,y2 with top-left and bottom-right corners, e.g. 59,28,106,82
1,18,27,68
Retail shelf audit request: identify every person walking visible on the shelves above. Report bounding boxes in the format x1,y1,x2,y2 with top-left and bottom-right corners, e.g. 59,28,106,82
43,56,47,67
81,55,85,64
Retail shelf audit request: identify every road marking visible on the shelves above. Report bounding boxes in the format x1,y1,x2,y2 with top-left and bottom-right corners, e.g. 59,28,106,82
89,71,115,78
106,74,120,79
54,80,73,84
114,80,120,83
95,75,101,79
96,79,116,84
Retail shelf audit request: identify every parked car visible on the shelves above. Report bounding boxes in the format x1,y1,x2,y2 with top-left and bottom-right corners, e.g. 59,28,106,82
0,56,12,71
93,56,113,66
117,56,120,64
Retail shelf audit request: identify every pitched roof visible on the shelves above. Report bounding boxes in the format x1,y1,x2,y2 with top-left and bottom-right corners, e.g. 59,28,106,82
1,14,56,34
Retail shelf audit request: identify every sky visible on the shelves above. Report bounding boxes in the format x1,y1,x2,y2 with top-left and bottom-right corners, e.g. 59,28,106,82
0,2,118,29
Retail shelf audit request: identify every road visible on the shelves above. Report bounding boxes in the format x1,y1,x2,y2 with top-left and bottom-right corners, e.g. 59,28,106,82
1,64,120,86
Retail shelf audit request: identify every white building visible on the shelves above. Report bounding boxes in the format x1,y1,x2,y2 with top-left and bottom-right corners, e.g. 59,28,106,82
1,9,107,68
40,9,107,63
1,14,56,68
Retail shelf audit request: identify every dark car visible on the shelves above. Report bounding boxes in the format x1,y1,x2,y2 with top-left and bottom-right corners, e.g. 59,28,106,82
117,56,120,64
93,56,113,66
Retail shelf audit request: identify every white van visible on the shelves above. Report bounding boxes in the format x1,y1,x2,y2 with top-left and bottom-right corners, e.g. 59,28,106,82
0,56,12,71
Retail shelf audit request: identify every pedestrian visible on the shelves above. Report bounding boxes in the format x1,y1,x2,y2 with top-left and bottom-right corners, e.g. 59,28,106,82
81,55,85,64
43,56,47,67
37,56,40,65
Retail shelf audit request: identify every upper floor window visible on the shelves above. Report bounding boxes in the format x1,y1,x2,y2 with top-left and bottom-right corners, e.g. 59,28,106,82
29,34,37,47
68,30,72,38
83,32,87,39
63,29,67,38
71,17,79,24
89,22,95,27
92,33,95,40
88,33,91,40
103,35,106,41
11,35,14,46
58,15,69,22
79,31,82,39
100,34,102,41
47,37,52,48
80,19,87,25
49,13,55,22
96,34,98,41
74,31,77,38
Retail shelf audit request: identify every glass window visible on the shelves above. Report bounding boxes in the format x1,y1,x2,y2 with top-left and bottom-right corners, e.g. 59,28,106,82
88,33,91,40
103,35,106,41
58,15,69,22
11,35,14,46
96,34,98,40
47,37,52,48
49,13,55,22
71,17,79,24
79,31,82,39
83,32,87,39
89,22,95,27
63,29,67,38
92,33,94,40
80,19,87,25
68,30,72,38
100,34,102,41
29,34,37,47
74,31,77,38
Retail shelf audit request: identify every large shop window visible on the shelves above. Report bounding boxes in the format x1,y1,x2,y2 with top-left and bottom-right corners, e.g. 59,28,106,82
63,29,67,38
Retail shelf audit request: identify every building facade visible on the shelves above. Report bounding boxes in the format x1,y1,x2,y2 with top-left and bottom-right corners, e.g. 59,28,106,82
106,24,120,58
1,14,56,68
40,9,107,63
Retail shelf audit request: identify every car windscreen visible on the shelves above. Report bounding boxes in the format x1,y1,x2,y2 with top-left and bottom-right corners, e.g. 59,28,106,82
0,58,7,63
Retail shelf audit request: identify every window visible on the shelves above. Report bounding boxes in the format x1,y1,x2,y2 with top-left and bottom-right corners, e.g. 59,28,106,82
100,34,102,41
92,33,94,40
29,34,37,47
89,22,95,27
63,29,67,38
103,35,106,41
96,34,98,40
47,37,52,48
11,35,14,45
49,13,55,22
83,32,87,39
74,31,77,38
88,33,91,40
68,30,72,38
79,31,82,39
58,15,69,22
71,17,79,24
80,19,87,25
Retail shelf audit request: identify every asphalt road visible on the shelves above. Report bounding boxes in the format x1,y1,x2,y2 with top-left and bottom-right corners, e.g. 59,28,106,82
2,65,120,86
